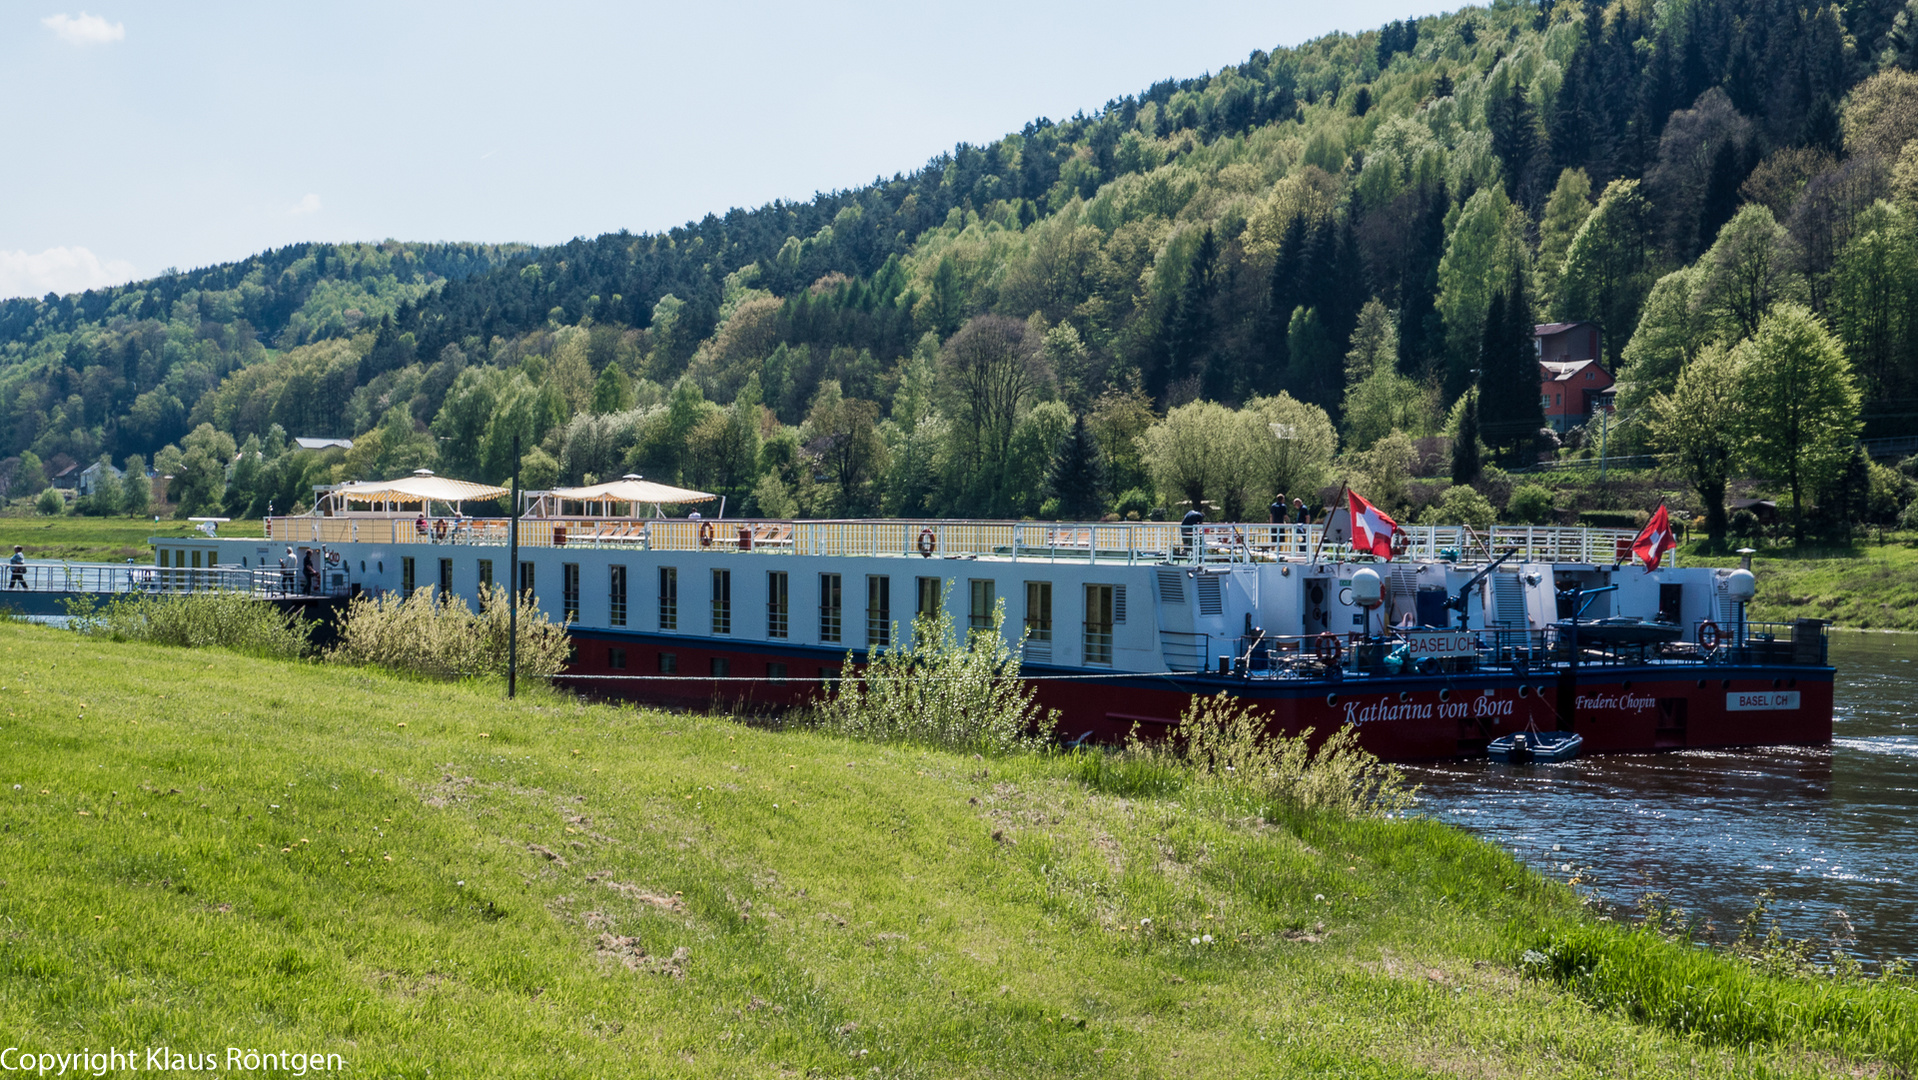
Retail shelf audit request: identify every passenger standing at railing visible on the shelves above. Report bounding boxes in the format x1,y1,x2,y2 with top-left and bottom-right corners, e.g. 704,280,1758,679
8,546,26,590
279,547,295,595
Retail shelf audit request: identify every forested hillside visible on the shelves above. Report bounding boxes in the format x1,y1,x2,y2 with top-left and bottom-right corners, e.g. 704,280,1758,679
7,0,1918,540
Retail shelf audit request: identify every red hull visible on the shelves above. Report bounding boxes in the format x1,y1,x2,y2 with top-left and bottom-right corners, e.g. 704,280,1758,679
559,631,1834,762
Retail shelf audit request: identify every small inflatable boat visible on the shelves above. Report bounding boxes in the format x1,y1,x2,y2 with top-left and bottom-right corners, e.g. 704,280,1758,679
1488,730,1584,763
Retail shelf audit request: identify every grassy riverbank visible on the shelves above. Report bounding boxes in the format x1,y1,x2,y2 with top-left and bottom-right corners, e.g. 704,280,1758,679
0,516,209,563
1681,539,1918,631
2,623,1913,1076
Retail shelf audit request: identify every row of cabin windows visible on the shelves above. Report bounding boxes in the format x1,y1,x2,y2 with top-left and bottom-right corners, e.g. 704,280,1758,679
399,556,501,601
391,560,1122,664
603,646,816,684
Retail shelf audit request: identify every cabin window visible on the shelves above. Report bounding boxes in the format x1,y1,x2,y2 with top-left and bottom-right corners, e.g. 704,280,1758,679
820,573,842,643
1024,581,1052,643
1085,584,1115,666
710,657,730,677
767,571,789,639
401,557,416,595
657,651,677,673
711,568,732,635
968,579,995,637
562,562,580,622
608,647,627,670
917,576,942,620
518,561,534,597
191,550,202,569
658,567,678,631
766,661,788,684
608,565,626,626
439,558,452,600
478,559,494,589
867,575,890,648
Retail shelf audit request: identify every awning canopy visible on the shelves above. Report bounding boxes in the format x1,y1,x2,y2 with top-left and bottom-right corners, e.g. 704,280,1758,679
544,478,716,505
334,475,511,505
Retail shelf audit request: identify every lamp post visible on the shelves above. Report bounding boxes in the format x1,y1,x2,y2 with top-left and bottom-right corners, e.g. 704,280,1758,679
507,432,520,700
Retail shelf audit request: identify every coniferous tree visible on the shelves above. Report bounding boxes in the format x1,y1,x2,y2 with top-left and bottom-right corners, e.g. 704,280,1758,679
1452,389,1482,487
1047,414,1107,520
1265,214,1310,387
1480,264,1545,466
1166,228,1219,392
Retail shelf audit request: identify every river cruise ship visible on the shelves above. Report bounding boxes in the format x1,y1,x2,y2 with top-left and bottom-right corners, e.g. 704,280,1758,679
151,473,1832,762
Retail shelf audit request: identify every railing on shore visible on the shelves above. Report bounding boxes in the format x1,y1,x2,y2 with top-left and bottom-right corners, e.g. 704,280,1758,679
264,515,1654,567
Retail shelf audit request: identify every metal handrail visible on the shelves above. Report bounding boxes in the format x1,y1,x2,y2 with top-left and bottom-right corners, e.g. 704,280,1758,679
259,516,1652,568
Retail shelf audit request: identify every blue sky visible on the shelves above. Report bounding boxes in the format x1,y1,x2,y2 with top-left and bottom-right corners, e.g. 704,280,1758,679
0,0,1452,299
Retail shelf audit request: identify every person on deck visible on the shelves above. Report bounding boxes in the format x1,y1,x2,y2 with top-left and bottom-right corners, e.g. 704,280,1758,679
8,546,26,590
279,547,295,594
1180,508,1204,559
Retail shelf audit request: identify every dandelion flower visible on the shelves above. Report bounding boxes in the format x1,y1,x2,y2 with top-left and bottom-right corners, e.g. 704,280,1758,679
1190,937,1200,946
1202,934,1214,944
1140,918,1151,927
1314,894,1325,902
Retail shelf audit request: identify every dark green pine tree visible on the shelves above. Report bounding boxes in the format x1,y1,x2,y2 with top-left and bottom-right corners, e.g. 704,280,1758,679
1163,227,1218,396
1452,388,1482,487
1478,264,1545,466
1488,81,1544,208
1397,182,1450,381
1048,413,1107,521
1694,137,1748,261
1263,214,1310,389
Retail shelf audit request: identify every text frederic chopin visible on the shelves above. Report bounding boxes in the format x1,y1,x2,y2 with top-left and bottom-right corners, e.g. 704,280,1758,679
1,1046,345,1075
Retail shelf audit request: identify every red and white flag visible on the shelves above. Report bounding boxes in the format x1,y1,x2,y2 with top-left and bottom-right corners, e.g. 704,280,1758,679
1348,489,1399,560
1633,503,1677,570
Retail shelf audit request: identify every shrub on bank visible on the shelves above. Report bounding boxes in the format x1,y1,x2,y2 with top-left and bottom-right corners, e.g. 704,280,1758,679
813,595,1057,756
66,591,313,659
1109,692,1418,819
328,584,571,680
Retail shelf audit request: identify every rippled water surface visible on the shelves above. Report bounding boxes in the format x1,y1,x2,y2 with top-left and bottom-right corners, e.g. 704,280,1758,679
1408,633,1917,962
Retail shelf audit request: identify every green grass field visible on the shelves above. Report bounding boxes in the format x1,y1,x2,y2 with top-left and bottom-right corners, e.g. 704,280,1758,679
3,623,1912,1077
1681,539,1918,631
0,515,211,563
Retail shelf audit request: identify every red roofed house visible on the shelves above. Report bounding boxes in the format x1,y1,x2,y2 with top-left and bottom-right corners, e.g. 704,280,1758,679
1534,321,1614,433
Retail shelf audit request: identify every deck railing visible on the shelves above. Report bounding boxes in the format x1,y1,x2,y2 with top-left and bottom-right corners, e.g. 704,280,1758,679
1208,619,1828,681
2,561,331,598
260,515,1653,567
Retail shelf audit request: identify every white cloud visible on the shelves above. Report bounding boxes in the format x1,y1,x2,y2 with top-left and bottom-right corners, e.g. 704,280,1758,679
0,247,139,300
41,11,125,46
290,193,322,216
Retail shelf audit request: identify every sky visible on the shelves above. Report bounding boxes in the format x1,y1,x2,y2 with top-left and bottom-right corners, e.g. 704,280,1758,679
0,0,1453,300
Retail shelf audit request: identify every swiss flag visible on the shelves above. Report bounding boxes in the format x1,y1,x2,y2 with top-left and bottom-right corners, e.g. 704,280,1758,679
1633,503,1677,570
1349,490,1399,560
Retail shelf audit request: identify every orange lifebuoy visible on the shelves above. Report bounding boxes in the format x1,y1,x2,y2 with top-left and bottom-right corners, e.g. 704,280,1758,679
1698,620,1721,650
698,521,715,548
917,528,937,557
1315,632,1341,666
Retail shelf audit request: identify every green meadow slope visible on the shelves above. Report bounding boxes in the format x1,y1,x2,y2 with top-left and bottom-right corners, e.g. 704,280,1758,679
0,622,1911,1077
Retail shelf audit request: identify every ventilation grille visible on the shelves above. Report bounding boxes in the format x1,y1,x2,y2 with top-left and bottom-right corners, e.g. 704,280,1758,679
1156,569,1184,604
1491,572,1526,628
1196,574,1223,616
1114,585,1127,624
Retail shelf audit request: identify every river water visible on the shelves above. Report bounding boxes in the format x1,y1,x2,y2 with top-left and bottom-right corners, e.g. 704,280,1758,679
1408,633,1917,964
